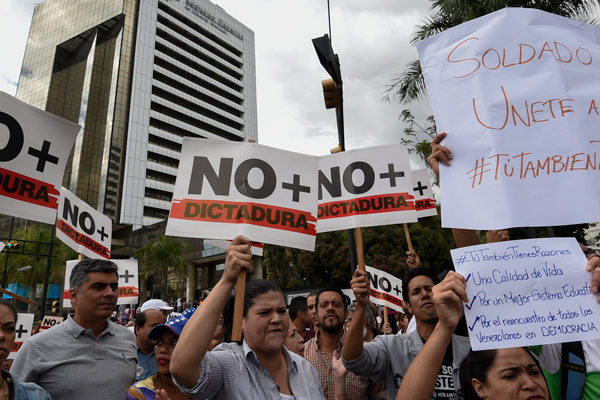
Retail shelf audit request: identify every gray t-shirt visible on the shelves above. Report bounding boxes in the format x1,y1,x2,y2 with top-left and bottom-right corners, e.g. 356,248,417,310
11,316,137,400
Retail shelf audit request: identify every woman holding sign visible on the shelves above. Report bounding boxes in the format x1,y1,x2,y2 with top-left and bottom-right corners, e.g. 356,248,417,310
170,235,325,399
0,299,51,400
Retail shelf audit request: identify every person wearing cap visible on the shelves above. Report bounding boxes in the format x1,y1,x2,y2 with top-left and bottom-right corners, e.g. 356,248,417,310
11,259,137,400
134,308,167,381
127,314,192,400
140,299,174,318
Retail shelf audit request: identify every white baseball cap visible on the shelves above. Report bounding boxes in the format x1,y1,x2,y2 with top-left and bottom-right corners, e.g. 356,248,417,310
140,299,174,313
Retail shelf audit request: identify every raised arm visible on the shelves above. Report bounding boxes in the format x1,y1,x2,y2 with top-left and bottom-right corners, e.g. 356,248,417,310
170,235,252,387
343,268,369,361
396,271,467,400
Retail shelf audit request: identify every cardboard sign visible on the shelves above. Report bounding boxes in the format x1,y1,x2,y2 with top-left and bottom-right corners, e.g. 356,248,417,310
63,259,139,307
317,145,417,232
452,238,600,350
56,187,112,259
418,8,600,229
0,92,80,224
166,139,319,251
9,313,34,359
411,169,437,218
205,239,264,256
365,265,403,312
39,315,63,331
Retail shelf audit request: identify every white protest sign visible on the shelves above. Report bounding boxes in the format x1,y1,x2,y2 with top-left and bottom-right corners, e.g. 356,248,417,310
63,259,139,307
0,242,4,252
166,139,319,251
418,8,600,229
365,265,404,312
452,238,600,350
411,169,437,218
56,187,112,260
0,92,80,224
39,315,63,331
9,313,34,359
205,239,264,256
317,145,417,233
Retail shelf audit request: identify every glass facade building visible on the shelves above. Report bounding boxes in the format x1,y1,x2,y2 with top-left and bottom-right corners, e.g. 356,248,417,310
17,0,258,230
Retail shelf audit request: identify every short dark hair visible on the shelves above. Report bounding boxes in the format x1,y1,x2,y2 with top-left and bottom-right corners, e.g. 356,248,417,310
0,299,17,321
288,296,307,321
315,286,349,311
402,267,439,304
135,310,147,328
70,259,119,290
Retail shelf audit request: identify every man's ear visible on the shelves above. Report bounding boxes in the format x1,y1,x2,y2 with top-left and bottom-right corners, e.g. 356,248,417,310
69,288,78,307
405,301,413,314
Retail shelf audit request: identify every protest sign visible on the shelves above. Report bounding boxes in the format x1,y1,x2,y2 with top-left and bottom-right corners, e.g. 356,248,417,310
63,259,139,307
365,265,403,312
0,92,80,224
56,187,112,259
452,238,600,350
39,315,63,331
205,239,264,256
166,139,319,251
9,313,34,359
317,145,417,232
418,8,600,229
411,169,437,218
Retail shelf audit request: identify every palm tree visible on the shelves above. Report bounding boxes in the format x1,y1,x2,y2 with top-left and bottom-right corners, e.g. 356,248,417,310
135,234,185,300
385,0,600,104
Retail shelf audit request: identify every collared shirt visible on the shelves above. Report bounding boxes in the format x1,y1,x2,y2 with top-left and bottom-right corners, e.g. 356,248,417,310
136,347,157,381
11,315,137,400
304,331,386,400
300,326,315,342
173,340,325,399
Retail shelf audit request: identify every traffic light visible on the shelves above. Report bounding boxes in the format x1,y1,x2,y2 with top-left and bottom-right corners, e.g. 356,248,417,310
51,301,60,314
4,242,21,250
322,78,339,109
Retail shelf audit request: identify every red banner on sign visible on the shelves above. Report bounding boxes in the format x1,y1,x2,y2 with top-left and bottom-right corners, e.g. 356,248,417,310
370,289,403,308
0,168,59,208
170,199,317,236
318,193,415,220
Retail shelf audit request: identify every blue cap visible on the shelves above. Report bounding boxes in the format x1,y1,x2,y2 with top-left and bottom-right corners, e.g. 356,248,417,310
148,315,189,340
182,307,196,319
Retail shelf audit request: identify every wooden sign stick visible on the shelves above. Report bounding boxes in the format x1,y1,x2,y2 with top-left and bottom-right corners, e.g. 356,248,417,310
403,223,414,253
355,227,365,271
78,253,85,261
231,267,248,342
0,287,37,307
383,306,389,325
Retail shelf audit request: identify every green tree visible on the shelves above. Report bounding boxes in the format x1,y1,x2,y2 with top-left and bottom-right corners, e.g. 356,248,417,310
135,234,186,300
1,223,77,312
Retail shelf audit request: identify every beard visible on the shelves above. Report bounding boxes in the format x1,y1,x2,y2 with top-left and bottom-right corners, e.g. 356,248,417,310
320,315,344,334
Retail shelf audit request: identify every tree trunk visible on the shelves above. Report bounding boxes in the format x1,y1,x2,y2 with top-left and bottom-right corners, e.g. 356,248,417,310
161,265,168,300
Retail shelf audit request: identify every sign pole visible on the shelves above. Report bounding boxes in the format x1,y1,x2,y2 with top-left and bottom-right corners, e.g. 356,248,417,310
403,223,414,253
231,270,247,341
38,224,55,321
354,227,365,271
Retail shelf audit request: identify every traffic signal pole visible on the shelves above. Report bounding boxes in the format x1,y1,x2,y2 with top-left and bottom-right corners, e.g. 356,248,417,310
1,217,15,288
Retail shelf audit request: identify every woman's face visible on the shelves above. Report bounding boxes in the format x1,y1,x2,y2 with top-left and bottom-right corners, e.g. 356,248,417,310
284,325,304,357
155,330,178,375
0,305,16,364
243,291,289,356
472,348,549,400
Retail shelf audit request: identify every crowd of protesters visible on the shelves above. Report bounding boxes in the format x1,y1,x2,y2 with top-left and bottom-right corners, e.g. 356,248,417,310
1,134,599,399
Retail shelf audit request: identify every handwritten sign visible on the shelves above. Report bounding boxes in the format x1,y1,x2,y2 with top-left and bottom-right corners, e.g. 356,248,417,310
366,265,404,312
204,239,264,256
56,187,112,259
0,92,80,224
418,8,600,229
166,139,318,251
411,169,437,218
39,315,63,331
317,145,417,232
9,313,33,359
452,238,600,350
63,259,139,307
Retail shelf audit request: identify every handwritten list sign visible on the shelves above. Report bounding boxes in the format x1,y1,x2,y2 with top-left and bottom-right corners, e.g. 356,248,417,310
452,238,600,350
418,8,600,229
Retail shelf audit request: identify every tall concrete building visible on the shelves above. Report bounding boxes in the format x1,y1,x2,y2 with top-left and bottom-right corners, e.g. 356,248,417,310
17,0,257,230
15,0,258,297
